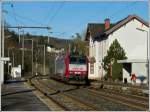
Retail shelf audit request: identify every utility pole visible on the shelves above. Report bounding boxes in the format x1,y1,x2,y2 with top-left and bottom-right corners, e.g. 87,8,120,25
7,49,10,75
2,10,4,57
32,40,33,75
36,45,46,75
69,44,70,52
18,28,21,43
47,28,52,44
12,51,14,67
24,39,34,75
0,3,5,83
35,49,39,76
48,35,49,44
0,2,2,83
21,30,24,72
44,45,45,75
55,53,56,75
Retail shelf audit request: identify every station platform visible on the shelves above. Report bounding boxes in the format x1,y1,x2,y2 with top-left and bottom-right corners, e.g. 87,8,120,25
1,80,50,111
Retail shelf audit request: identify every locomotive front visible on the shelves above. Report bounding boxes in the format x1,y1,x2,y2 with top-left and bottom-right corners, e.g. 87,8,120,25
68,56,88,81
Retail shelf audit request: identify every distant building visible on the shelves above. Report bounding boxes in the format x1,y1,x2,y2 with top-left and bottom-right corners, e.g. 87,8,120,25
47,45,55,52
85,15,149,84
47,45,64,53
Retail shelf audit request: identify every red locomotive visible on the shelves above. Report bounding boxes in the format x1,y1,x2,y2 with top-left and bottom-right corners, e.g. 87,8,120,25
50,51,88,84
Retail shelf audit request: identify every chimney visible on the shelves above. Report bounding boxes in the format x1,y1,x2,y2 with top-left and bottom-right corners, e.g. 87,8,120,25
105,18,110,30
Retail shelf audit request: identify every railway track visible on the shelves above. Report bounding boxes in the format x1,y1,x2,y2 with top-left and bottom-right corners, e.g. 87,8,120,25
86,88,149,111
44,78,148,111
29,79,68,110
96,88,148,102
29,77,148,111
92,80,148,89
29,78,99,111
91,81,149,97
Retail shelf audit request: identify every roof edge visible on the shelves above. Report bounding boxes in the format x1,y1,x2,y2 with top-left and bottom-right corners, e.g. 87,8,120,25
105,15,149,35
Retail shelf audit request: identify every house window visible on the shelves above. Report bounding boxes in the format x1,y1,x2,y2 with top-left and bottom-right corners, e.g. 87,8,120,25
90,63,94,74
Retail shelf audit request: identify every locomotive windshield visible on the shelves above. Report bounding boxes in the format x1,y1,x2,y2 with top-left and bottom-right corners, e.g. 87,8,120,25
79,58,86,64
70,56,86,64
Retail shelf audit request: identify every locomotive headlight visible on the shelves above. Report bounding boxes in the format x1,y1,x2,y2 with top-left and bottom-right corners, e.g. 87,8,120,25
75,72,81,74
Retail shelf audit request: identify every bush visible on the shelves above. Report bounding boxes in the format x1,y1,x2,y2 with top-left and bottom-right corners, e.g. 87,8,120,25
103,39,127,81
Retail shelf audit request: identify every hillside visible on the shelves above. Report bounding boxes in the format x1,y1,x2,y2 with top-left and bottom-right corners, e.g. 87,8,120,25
5,29,72,50
4,29,72,74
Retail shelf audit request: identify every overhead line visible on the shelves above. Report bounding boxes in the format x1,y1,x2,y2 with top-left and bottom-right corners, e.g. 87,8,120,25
4,11,26,26
60,1,138,38
43,3,55,23
11,4,19,26
5,26,50,29
109,2,138,19
47,1,65,24
6,10,47,26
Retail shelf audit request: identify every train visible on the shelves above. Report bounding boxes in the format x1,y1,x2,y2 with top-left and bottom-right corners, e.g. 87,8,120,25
49,52,88,84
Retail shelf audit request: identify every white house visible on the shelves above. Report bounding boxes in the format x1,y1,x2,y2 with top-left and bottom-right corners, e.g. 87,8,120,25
47,45,64,53
47,45,55,52
85,15,149,84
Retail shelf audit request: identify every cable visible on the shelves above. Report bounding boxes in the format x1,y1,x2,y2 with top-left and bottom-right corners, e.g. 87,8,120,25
5,11,26,27
11,3,20,26
61,1,138,38
43,3,55,23
109,2,138,20
47,1,65,24
6,9,47,26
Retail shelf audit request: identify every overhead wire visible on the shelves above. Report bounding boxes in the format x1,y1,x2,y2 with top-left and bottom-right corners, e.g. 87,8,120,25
109,1,138,20
11,3,19,26
47,1,65,25
60,1,138,38
6,9,47,27
45,1,66,39
43,3,55,23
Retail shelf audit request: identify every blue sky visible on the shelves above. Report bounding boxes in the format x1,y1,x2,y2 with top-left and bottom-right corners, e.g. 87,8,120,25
3,1,149,39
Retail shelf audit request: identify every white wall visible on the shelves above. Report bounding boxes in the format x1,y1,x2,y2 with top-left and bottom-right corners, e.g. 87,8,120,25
88,37,102,79
123,62,147,84
0,61,4,84
123,67,131,83
108,19,149,60
88,19,149,80
107,19,149,84
132,62,147,84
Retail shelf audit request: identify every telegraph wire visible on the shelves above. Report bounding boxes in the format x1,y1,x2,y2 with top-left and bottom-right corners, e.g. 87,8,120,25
6,9,47,27
43,3,55,23
60,1,138,38
11,3,20,26
109,1,138,20
47,1,65,25
5,12,26,27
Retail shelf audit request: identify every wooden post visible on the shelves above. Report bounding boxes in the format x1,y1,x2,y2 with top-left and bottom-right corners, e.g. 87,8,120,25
110,63,112,80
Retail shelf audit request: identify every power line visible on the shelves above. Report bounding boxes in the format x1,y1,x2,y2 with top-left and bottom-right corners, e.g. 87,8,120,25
6,9,47,26
109,2,138,20
61,1,138,38
43,3,55,23
47,1,65,25
11,3,19,26
5,12,26,26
